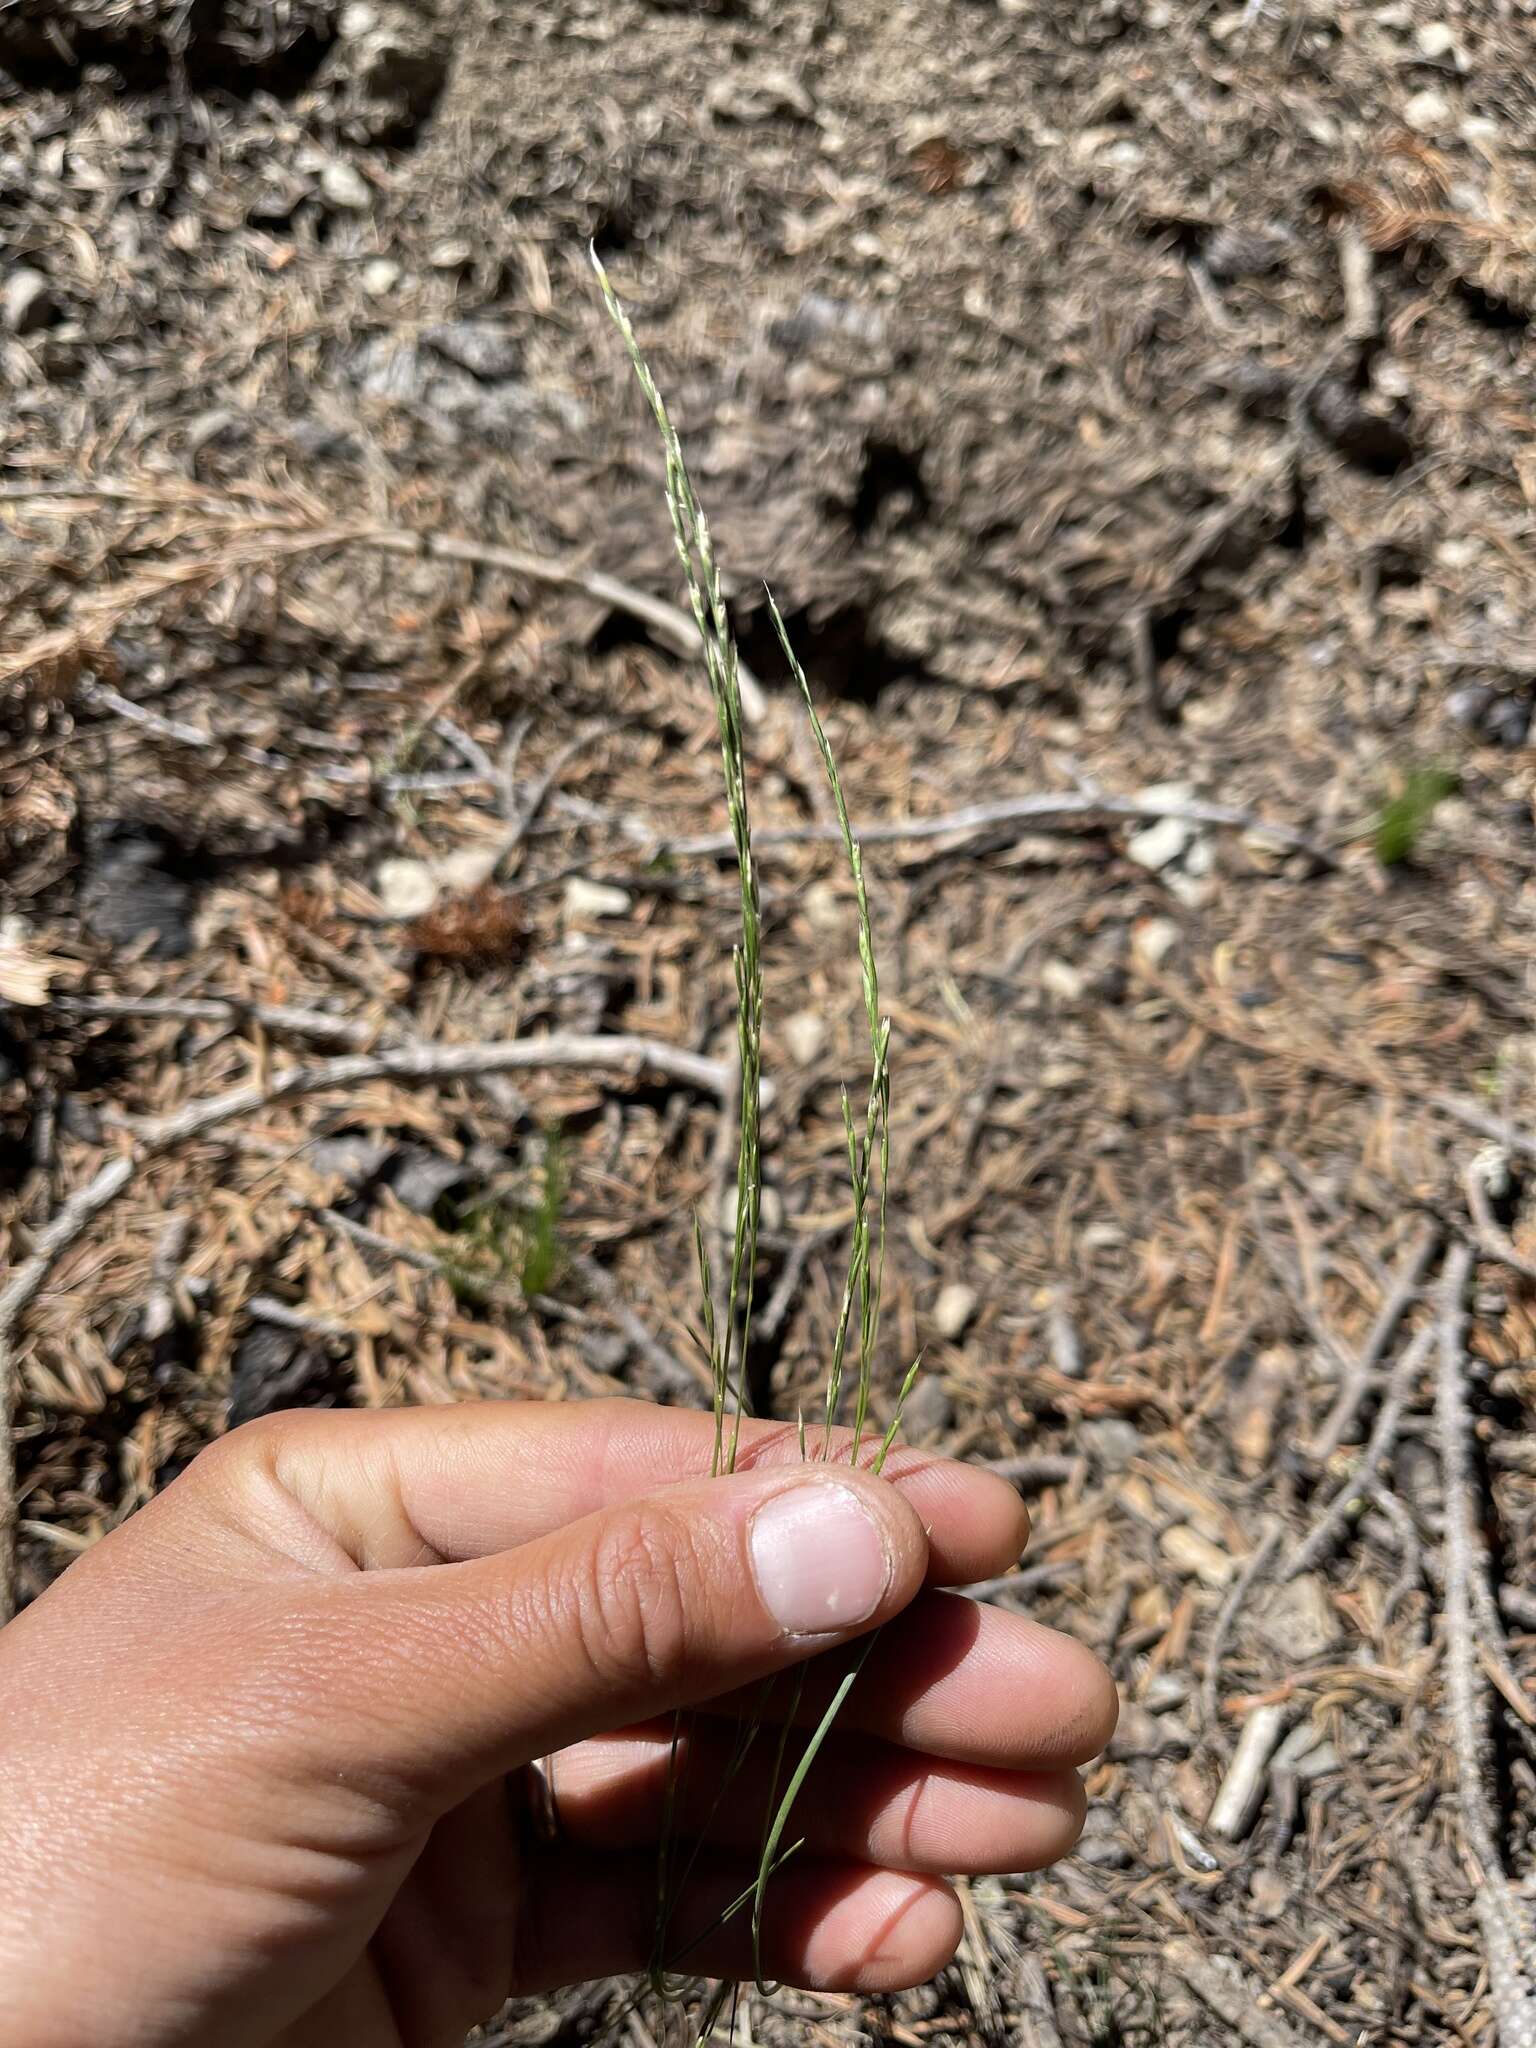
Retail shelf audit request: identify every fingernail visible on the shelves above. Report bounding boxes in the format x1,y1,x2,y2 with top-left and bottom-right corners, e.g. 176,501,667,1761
749,1480,890,1636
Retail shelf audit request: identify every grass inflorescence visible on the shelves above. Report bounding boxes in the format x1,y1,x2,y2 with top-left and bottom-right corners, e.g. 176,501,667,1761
594,251,921,2039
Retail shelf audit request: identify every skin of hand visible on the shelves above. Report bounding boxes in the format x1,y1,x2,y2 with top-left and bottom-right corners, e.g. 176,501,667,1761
0,1399,1117,2048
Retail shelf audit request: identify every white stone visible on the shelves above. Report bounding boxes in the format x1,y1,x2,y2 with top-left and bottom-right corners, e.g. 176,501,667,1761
1127,814,1196,873
1133,916,1180,969
802,881,842,931
1255,1573,1342,1665
562,877,632,920
361,258,401,297
783,1010,827,1065
933,1283,979,1340
2,266,53,334
433,845,501,894
1039,957,1085,1002
1160,1525,1234,1588
320,161,371,211
1402,87,1451,133
374,856,437,919
1414,21,1458,59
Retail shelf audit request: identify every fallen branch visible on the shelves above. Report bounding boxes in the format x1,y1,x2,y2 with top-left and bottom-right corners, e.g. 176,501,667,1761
1165,1940,1311,2048
0,478,768,722
122,1033,735,1150
1287,1325,1435,1579
1464,1160,1536,1285
358,528,768,724
1369,1479,1426,1629
1309,1220,1441,1463
1436,1242,1536,2047
644,789,1335,868
59,993,383,1049
1202,1519,1283,1735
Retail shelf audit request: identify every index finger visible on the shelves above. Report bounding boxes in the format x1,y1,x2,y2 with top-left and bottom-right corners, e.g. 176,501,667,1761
236,1397,1028,1585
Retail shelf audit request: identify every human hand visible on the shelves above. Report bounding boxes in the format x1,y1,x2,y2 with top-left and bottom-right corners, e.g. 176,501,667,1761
0,1398,1117,2048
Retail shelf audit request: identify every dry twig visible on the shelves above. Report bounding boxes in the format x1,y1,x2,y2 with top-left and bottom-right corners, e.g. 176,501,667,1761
1464,1160,1536,1285
1202,1519,1283,1736
1435,1243,1536,2046
1165,1940,1311,2048
1309,1221,1441,1463
1287,1326,1435,1579
646,789,1335,867
121,1034,734,1150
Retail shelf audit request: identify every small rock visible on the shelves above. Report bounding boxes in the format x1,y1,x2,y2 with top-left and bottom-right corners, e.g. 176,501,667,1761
1039,957,1085,1002
320,160,372,211
1402,86,1452,133
1447,683,1493,730
57,1096,103,1145
1296,1738,1340,1780
1414,21,1458,61
1160,1524,1234,1588
1485,696,1532,749
353,334,427,403
1203,225,1290,282
1255,1572,1342,1665
2,266,56,335
228,1323,343,1429
1249,1869,1293,1922
1127,813,1197,874
1132,915,1180,969
802,881,842,931
783,1010,827,1066
1166,830,1216,909
768,291,886,353
562,877,632,921
933,1282,979,1340
1074,1804,1132,1866
1046,1297,1085,1378
1227,1344,1293,1476
1081,1417,1141,1469
79,826,193,959
580,1330,630,1376
387,1145,470,1215
361,258,401,297
423,321,521,381
306,1134,393,1187
898,1374,954,1442
285,417,362,461
1109,1701,1191,1760
375,856,438,919
1142,1672,1192,1712
433,845,502,894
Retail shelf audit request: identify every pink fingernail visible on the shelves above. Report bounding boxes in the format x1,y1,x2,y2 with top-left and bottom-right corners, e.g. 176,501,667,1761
749,1480,890,1636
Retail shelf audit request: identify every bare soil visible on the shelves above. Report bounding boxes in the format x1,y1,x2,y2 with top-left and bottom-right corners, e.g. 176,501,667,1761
5,1,1536,2041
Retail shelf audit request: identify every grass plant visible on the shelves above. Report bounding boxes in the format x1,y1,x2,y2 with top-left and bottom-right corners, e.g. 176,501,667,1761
594,252,920,2037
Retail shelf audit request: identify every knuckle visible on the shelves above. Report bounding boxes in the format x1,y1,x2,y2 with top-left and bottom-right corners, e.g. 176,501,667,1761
575,1506,698,1694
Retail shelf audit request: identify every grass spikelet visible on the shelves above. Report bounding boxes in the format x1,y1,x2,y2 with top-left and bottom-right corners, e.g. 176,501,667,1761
596,253,912,2037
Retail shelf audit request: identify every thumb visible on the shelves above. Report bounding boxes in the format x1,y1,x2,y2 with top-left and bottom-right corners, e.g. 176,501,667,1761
308,1461,931,1807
